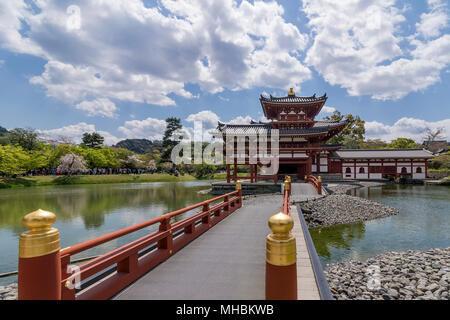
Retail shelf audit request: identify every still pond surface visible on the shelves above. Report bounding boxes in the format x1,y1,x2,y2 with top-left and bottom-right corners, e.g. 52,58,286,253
310,184,450,269
0,181,213,285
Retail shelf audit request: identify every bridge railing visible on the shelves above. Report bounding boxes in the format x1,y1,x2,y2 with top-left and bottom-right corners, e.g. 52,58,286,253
265,176,297,300
18,184,242,300
305,174,322,195
282,176,291,216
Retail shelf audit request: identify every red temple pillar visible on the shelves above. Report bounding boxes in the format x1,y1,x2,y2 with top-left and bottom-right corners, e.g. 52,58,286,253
233,159,237,182
226,164,231,183
316,154,320,174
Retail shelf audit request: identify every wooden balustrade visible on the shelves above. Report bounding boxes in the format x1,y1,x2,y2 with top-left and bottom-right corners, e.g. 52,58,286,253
306,174,322,195
18,188,242,300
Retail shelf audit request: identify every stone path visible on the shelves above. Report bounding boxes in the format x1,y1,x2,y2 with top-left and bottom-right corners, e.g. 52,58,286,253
114,184,321,300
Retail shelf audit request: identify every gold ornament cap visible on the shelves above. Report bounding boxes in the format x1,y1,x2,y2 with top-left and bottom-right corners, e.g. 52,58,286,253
19,209,60,258
284,180,290,191
266,212,296,266
318,176,322,183
268,212,293,236
235,180,242,190
288,88,295,96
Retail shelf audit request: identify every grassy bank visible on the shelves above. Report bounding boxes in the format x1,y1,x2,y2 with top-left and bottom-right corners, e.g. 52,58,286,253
0,174,198,188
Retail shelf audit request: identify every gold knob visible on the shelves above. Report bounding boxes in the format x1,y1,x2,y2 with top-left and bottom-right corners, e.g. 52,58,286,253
284,180,290,191
19,209,60,258
23,209,56,230
268,212,293,237
318,176,322,183
266,212,296,266
236,180,242,190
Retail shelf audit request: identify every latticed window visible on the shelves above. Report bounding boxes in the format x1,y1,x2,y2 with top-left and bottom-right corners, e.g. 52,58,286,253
416,167,422,173
359,167,365,173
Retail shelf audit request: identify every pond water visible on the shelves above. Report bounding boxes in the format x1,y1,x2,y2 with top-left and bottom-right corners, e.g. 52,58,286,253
310,184,450,269
0,181,213,285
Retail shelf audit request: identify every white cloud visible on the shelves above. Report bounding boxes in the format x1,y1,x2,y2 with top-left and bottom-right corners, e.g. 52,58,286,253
37,122,120,145
416,0,449,39
228,115,255,124
303,0,450,100
365,117,450,142
319,105,336,114
186,110,220,129
118,117,167,140
74,98,118,118
1,0,311,109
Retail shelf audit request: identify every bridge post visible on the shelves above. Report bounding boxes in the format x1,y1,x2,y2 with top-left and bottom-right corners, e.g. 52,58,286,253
284,177,291,196
18,209,61,300
318,176,322,195
158,217,173,255
236,180,242,206
265,212,297,300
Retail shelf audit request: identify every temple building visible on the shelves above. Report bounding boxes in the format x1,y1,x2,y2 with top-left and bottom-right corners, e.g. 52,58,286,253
212,89,433,182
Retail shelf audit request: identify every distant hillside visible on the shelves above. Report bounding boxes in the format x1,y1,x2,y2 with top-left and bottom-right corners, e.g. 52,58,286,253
0,126,8,136
114,139,162,154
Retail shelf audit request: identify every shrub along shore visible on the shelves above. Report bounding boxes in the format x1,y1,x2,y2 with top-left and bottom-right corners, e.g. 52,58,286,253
0,172,250,188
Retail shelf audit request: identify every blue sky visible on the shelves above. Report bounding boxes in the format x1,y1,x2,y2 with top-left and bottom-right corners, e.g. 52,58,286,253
0,0,449,144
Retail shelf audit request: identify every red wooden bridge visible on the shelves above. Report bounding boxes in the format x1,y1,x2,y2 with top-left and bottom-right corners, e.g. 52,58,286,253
17,176,331,300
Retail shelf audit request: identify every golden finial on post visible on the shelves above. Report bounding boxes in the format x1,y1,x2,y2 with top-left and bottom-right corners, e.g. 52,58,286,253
235,180,242,190
266,212,296,266
288,88,295,96
19,209,60,258
284,179,290,192
318,176,322,183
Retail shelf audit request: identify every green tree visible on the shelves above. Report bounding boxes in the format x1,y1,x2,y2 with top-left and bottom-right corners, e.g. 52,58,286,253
386,138,419,149
6,128,41,151
0,126,8,136
324,111,365,147
0,145,30,176
360,139,387,149
161,117,182,163
341,136,362,149
81,132,104,149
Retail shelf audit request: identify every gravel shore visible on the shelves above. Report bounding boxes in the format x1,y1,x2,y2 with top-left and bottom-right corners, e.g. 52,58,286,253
325,181,388,195
0,283,17,300
300,194,399,228
326,247,450,300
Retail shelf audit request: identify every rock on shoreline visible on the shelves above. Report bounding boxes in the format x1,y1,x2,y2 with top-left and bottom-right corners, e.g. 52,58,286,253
0,283,17,300
325,248,450,300
300,194,399,228
325,181,387,195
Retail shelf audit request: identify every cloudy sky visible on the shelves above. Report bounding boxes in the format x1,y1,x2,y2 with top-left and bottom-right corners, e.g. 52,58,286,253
0,0,449,145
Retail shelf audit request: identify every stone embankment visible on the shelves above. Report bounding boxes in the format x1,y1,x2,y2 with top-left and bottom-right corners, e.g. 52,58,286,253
0,283,17,300
325,181,387,195
325,248,450,300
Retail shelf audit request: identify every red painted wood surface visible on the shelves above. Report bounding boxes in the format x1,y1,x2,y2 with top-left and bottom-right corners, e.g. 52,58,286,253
59,190,242,300
306,175,321,195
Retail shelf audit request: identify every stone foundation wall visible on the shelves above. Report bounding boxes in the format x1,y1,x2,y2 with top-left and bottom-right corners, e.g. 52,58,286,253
427,170,450,179
210,182,281,195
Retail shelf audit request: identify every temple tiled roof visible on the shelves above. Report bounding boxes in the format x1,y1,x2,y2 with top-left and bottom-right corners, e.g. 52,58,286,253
260,93,327,103
211,121,346,136
331,149,434,159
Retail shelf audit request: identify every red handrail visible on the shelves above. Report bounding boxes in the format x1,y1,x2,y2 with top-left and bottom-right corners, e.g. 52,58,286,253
306,174,322,195
282,178,291,216
60,189,242,300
